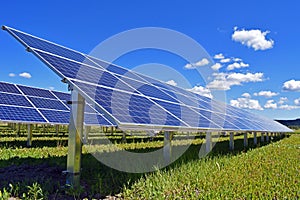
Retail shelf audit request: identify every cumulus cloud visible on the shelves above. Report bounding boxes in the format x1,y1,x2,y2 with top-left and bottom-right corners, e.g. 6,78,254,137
211,63,222,71
230,97,263,110
188,85,212,98
19,72,32,79
264,100,277,109
227,62,249,71
294,98,300,105
241,93,251,98
282,79,300,91
232,27,274,50
213,53,224,59
184,58,209,69
278,97,288,105
49,86,55,90
207,72,264,90
254,90,279,98
220,58,231,63
165,80,177,86
9,73,16,77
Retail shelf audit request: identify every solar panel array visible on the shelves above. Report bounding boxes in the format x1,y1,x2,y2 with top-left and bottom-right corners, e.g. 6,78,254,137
0,81,115,126
3,26,292,132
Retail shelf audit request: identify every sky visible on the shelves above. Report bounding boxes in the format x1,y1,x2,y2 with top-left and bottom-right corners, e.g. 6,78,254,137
0,0,299,120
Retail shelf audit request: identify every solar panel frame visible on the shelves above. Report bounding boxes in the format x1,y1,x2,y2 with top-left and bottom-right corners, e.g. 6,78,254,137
3,26,292,132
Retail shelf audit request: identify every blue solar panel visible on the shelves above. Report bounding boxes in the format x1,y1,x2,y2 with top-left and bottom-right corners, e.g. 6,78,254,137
39,109,69,124
0,93,33,107
0,82,21,94
84,114,112,126
29,97,69,110
4,26,292,132
0,81,115,126
8,28,87,63
0,105,46,123
18,85,56,99
52,91,71,101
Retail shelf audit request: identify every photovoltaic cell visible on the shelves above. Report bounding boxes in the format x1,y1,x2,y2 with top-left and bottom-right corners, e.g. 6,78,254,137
0,81,115,126
0,93,33,107
0,82,21,94
3,26,292,132
0,105,46,123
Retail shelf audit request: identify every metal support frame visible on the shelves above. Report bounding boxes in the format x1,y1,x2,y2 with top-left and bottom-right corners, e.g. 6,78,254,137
66,91,85,188
266,132,270,142
56,125,59,135
261,132,265,143
122,131,127,143
27,124,33,147
229,132,234,151
17,123,21,136
164,131,172,164
206,132,212,153
253,132,257,146
244,132,248,148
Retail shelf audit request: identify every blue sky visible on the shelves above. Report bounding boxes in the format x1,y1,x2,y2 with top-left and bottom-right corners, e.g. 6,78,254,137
0,1,299,120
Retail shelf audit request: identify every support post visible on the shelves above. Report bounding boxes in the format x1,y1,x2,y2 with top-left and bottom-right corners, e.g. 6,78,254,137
66,91,85,188
122,131,127,143
56,125,59,135
261,132,265,143
164,131,172,164
244,132,248,148
206,132,212,153
266,132,270,142
253,132,257,146
229,132,234,151
83,126,91,144
17,123,21,137
27,124,33,147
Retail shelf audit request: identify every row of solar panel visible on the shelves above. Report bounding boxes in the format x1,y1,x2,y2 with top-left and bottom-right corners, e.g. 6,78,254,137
4,27,291,132
0,81,114,126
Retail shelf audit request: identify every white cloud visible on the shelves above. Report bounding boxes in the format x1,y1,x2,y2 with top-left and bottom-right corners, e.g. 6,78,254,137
9,73,16,77
214,53,224,59
211,63,222,71
253,90,279,98
227,62,249,71
241,93,251,98
188,85,212,98
207,72,264,90
220,58,231,63
49,86,55,90
230,97,263,110
233,57,242,62
294,98,300,105
166,80,177,86
184,58,209,69
279,104,300,110
264,100,277,109
278,97,288,105
282,79,300,91
232,28,274,50
19,72,32,79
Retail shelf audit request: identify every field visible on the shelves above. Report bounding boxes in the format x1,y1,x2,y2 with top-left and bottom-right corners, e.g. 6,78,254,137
0,125,299,199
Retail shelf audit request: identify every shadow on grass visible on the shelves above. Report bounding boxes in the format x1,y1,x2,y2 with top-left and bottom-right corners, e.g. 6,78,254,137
0,135,287,199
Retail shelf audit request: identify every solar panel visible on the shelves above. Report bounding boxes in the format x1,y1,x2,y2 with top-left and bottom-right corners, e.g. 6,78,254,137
3,26,292,132
0,81,115,126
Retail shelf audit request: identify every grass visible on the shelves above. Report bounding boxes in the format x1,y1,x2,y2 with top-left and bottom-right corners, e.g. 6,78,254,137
0,129,299,199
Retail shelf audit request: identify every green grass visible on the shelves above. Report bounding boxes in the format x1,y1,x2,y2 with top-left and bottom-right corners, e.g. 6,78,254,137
122,134,300,199
0,131,299,199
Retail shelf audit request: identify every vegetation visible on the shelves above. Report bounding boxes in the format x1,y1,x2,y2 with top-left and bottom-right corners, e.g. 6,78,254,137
0,127,299,199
